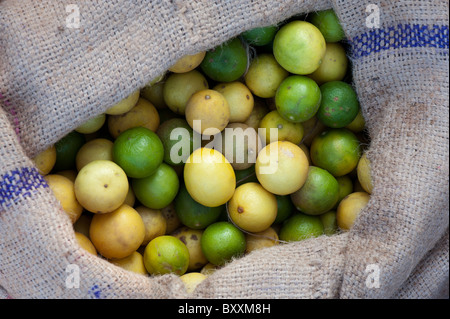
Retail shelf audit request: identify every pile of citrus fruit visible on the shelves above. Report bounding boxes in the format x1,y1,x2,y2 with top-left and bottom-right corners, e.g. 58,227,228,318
32,9,373,292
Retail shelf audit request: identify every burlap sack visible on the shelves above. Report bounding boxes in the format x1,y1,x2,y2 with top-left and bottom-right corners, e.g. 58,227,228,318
0,0,448,299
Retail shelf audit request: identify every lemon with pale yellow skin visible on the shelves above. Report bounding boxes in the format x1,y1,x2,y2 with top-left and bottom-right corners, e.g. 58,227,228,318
172,226,209,271
73,213,92,238
75,113,106,134
56,170,77,182
105,89,140,115
221,123,262,171
336,191,370,230
228,182,277,233
90,204,145,259
107,98,160,139
169,51,206,73
255,141,309,195
124,186,136,207
308,42,348,85
135,205,167,246
185,89,230,135
200,263,218,276
258,110,304,145
163,69,209,115
110,251,148,275
74,160,129,214
74,231,97,256
75,138,114,171
184,147,236,207
140,81,167,109
180,272,207,294
357,152,373,194
45,174,83,224
33,145,57,175
245,226,279,253
346,109,366,133
213,81,254,123
244,53,289,98
161,203,181,234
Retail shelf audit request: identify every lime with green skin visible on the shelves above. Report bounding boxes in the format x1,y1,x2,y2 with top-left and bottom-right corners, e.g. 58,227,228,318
320,210,338,235
174,183,223,229
309,9,345,43
290,166,340,216
200,37,248,82
156,118,194,166
273,20,326,75
201,221,246,266
310,128,361,177
273,194,294,224
112,126,164,178
279,213,324,242
53,131,86,172
241,25,278,46
316,81,360,128
143,235,190,276
275,75,322,123
132,163,180,209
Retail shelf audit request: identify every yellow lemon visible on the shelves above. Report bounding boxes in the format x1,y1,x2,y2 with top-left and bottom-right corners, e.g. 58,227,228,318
255,141,309,195
180,272,207,294
107,98,160,139
45,174,83,224
110,251,148,275
213,81,254,123
90,204,145,259
172,226,208,271
135,205,167,246
75,138,114,171
185,89,230,135
336,192,370,230
74,160,129,214
357,152,373,194
75,113,106,134
105,89,140,115
169,51,206,73
245,226,279,253
228,182,277,233
74,231,97,256
184,147,236,207
33,145,57,175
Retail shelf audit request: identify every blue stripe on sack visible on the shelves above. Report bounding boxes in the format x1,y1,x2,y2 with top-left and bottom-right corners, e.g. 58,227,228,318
350,24,449,58
0,167,48,208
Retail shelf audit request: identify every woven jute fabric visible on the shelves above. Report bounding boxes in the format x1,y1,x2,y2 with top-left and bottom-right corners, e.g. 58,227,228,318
0,0,448,299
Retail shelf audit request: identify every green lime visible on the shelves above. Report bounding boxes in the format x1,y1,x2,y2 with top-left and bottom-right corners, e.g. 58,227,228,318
273,20,326,74
275,75,322,123
156,118,194,166
132,163,180,209
112,126,164,178
235,165,258,187
273,195,294,224
241,25,278,46
290,166,339,215
143,235,190,275
200,37,248,82
320,210,338,235
309,9,345,43
310,128,361,177
174,183,223,229
53,131,86,172
316,81,359,128
201,221,246,266
279,213,324,242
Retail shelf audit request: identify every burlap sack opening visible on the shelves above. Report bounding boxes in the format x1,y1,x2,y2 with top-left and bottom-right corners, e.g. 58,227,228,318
0,0,448,298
